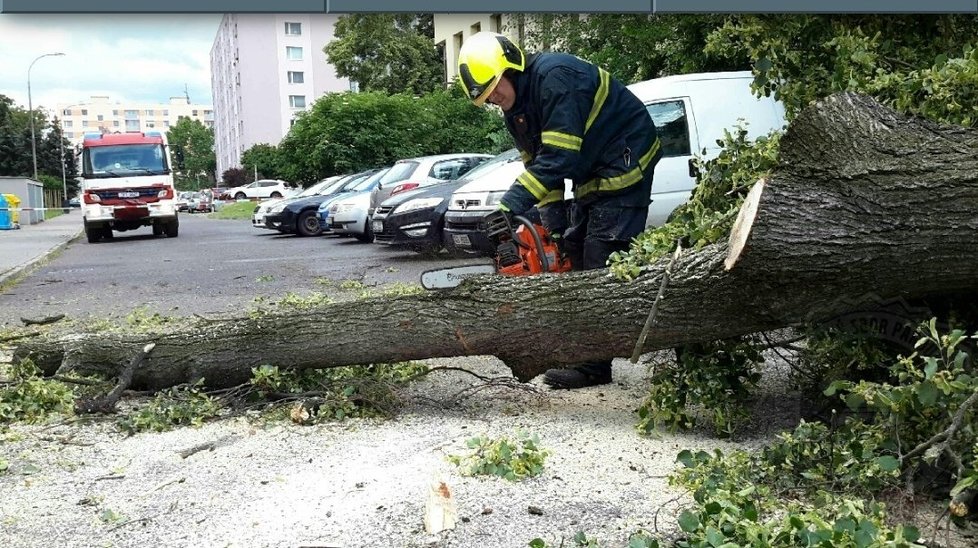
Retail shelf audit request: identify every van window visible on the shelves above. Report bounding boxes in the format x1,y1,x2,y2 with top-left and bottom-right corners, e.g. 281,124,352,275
645,100,691,158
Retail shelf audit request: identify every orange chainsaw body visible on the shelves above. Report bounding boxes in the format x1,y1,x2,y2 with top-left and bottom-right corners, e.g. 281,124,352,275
496,223,573,276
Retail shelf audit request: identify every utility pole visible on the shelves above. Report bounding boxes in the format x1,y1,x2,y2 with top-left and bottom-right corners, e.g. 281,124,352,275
27,52,65,180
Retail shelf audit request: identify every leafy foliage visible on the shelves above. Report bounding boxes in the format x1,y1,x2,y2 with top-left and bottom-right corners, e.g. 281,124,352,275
610,125,781,280
277,88,504,185
166,117,216,189
704,15,978,124
0,94,76,184
240,143,285,182
249,362,426,422
0,359,74,424
324,14,442,95
637,338,763,438
519,15,746,84
117,381,220,433
448,431,550,481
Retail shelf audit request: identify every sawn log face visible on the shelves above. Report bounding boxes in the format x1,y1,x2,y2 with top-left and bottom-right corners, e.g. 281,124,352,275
12,92,978,389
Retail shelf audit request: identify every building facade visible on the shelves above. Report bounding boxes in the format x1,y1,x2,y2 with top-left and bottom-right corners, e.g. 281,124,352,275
55,96,214,148
210,14,351,179
433,14,523,88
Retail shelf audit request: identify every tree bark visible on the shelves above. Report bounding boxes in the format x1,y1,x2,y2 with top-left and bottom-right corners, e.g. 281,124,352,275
10,93,978,390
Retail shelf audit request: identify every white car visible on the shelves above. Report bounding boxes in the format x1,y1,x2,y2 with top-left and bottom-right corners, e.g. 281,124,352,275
368,153,493,217
224,179,293,201
252,176,342,229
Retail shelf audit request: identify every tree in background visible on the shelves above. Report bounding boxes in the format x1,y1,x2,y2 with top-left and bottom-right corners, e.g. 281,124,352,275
518,14,745,84
276,89,505,185
324,14,443,95
0,93,74,183
221,167,251,188
240,143,285,182
166,117,216,190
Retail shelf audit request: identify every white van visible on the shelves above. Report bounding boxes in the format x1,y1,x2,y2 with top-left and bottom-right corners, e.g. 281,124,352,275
629,70,786,225
444,70,787,245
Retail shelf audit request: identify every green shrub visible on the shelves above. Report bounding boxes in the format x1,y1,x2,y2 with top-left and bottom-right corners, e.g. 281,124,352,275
117,381,220,433
448,431,550,481
0,359,75,424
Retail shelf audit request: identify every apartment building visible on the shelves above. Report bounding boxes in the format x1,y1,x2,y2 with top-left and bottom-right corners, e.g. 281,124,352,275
55,96,214,148
433,14,523,88
210,14,352,178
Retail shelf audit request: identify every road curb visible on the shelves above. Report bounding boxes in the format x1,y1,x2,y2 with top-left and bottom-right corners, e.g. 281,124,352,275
0,228,84,289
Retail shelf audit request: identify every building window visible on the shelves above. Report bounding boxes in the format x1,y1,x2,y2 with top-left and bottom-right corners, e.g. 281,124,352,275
64,120,73,128
147,121,155,128
125,120,140,131
113,121,119,127
289,95,306,108
288,71,304,84
163,110,169,116
286,46,303,60
66,131,73,138
145,109,154,116
490,14,502,32
113,109,118,116
164,121,169,128
470,22,481,35
97,114,104,121
285,22,301,35
83,120,90,127
62,108,71,116
125,110,138,118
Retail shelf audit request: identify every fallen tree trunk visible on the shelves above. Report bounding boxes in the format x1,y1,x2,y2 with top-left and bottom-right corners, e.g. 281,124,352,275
10,93,978,390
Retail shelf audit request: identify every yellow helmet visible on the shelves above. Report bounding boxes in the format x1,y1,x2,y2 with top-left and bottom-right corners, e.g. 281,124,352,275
457,31,525,106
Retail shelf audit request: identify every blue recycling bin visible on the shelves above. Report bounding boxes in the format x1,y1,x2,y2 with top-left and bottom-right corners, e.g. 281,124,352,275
0,194,13,230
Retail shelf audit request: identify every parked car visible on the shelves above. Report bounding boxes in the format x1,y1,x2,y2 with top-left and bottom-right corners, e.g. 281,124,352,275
265,170,379,237
187,191,214,213
368,153,493,219
222,179,292,200
443,150,530,255
322,168,393,242
252,176,343,230
375,149,521,254
175,191,193,212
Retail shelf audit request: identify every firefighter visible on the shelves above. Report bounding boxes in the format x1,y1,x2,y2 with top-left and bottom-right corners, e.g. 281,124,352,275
458,31,662,389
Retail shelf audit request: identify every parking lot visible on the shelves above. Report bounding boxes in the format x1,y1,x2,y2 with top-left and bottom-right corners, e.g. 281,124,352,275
0,213,489,326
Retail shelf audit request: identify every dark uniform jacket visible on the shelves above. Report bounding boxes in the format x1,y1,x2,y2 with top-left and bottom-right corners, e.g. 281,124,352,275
499,52,662,216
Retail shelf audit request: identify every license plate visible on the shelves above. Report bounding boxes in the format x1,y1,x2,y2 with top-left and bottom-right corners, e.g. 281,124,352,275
372,220,383,233
452,234,471,247
118,191,140,198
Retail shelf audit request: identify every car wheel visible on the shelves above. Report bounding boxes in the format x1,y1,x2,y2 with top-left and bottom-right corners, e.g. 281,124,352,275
164,219,179,238
296,210,321,237
84,223,101,243
270,192,283,198
153,224,164,236
355,219,374,243
235,192,246,200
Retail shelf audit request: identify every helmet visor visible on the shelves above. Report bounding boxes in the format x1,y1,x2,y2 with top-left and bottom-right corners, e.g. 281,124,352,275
459,63,499,106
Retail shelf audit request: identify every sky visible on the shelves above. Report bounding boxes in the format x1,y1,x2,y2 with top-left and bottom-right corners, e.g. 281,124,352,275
0,14,223,112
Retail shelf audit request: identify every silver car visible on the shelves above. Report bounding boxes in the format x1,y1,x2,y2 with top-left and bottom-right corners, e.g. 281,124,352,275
368,153,493,219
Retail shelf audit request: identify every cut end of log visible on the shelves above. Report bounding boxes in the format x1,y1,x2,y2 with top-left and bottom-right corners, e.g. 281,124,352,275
724,179,766,271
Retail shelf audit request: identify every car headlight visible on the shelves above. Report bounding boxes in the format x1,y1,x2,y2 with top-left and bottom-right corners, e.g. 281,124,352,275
485,191,507,207
268,203,286,213
393,197,443,215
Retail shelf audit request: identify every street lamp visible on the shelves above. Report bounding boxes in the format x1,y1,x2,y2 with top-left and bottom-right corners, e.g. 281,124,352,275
27,52,65,180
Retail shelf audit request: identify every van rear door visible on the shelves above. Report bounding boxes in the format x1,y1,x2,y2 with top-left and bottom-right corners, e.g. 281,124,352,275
643,97,700,227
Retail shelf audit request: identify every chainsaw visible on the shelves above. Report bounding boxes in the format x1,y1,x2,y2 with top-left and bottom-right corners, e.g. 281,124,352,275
421,210,572,289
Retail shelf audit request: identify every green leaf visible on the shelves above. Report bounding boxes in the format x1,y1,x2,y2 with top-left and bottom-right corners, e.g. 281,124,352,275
706,526,725,547
923,356,939,379
756,57,773,72
529,539,546,548
916,381,938,405
677,449,695,468
876,455,900,472
901,525,920,543
678,510,701,533
950,474,977,497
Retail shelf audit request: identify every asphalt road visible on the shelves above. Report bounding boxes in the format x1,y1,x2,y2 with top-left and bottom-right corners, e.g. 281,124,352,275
0,214,489,327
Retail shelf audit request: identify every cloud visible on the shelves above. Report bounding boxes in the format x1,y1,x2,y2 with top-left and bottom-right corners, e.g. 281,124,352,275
0,13,221,110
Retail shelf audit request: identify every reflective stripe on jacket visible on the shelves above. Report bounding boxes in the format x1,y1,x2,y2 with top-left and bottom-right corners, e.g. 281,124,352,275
500,52,661,215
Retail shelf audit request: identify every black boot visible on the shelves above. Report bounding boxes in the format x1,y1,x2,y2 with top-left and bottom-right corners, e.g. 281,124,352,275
543,362,612,389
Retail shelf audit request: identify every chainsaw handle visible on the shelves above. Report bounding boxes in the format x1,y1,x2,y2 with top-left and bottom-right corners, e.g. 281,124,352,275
513,214,550,273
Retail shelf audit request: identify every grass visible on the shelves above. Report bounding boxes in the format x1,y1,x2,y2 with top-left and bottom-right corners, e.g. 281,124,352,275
208,200,256,220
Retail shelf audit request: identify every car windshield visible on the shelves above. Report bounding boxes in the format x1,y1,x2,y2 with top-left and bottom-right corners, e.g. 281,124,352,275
338,172,373,191
455,150,519,183
351,168,389,191
298,178,338,197
83,143,168,177
378,161,419,185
